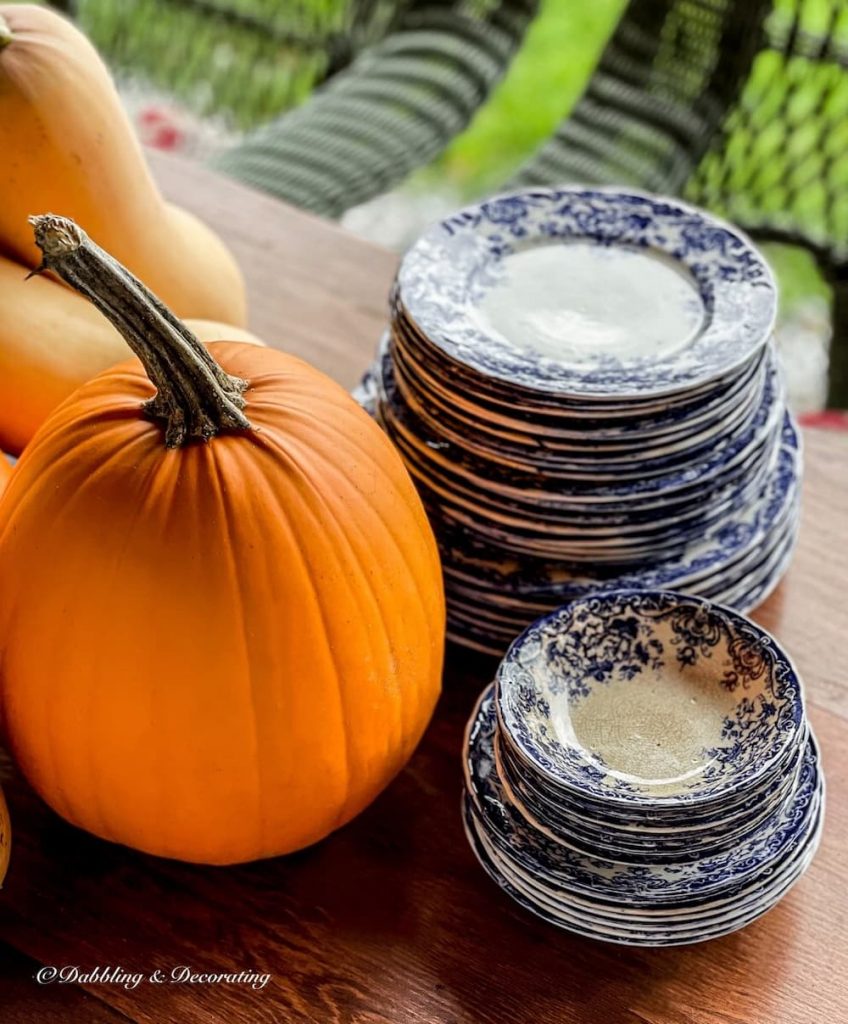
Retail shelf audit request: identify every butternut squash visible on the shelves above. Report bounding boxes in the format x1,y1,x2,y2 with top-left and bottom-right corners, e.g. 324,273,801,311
0,5,246,325
0,251,263,454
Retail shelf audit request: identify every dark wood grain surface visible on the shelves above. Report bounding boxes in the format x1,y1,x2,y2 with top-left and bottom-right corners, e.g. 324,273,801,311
0,152,846,1024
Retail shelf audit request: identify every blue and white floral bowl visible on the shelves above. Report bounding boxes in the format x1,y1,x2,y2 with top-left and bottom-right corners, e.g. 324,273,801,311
461,593,821,946
495,591,805,809
494,725,808,864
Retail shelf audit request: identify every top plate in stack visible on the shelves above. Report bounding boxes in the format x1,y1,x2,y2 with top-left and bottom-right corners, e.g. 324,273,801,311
364,188,796,655
394,188,776,403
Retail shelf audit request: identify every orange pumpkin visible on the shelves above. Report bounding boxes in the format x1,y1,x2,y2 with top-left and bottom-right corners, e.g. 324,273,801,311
0,785,9,884
0,4,246,325
0,216,444,864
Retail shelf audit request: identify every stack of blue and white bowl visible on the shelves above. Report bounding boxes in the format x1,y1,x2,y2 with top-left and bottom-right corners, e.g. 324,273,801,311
462,591,823,946
365,188,801,655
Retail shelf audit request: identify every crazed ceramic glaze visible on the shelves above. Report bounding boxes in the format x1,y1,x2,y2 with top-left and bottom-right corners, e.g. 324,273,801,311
496,719,807,830
496,592,805,806
473,243,704,366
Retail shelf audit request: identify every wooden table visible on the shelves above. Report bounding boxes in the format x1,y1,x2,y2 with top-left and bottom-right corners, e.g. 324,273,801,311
1,153,847,1024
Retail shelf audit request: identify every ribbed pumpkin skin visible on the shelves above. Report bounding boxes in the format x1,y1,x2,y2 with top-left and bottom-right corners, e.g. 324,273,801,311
0,786,9,884
0,343,444,864
0,5,246,326
0,252,263,454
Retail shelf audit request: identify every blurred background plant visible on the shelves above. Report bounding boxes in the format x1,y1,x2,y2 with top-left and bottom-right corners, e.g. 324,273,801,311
69,0,624,187
25,0,844,412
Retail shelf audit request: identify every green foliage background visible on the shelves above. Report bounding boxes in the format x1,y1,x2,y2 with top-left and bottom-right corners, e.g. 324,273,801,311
52,0,832,308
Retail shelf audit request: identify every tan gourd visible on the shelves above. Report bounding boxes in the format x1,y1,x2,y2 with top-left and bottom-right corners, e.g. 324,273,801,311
0,5,246,325
0,252,263,454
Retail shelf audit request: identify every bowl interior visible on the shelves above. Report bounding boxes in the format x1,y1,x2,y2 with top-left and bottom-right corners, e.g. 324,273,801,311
497,592,802,804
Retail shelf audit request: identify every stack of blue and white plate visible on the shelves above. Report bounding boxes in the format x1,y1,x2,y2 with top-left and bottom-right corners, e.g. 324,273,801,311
461,591,824,946
364,188,801,655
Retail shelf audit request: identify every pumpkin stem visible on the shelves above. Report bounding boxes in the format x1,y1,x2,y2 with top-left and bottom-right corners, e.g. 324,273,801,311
29,214,252,447
0,16,11,49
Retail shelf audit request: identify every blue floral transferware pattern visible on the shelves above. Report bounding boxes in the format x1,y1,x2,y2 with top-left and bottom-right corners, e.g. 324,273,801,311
464,687,821,904
442,468,801,658
496,723,806,834
496,592,805,806
382,325,770,434
439,413,799,598
496,737,808,865
396,188,776,398
383,341,771,482
466,786,823,923
468,787,821,913
380,342,783,502
463,796,823,945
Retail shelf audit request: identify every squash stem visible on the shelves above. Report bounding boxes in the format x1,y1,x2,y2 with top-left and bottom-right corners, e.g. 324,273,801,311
29,214,252,447
0,16,12,49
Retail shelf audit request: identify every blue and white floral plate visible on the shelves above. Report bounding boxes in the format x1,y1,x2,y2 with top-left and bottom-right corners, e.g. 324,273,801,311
495,591,805,808
378,342,781,501
395,188,776,400
358,188,796,654
366,360,795,657
465,790,822,923
439,424,800,654
463,796,822,945
466,689,817,902
388,323,769,434
389,304,768,416
386,341,769,478
461,677,822,945
377,351,785,569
